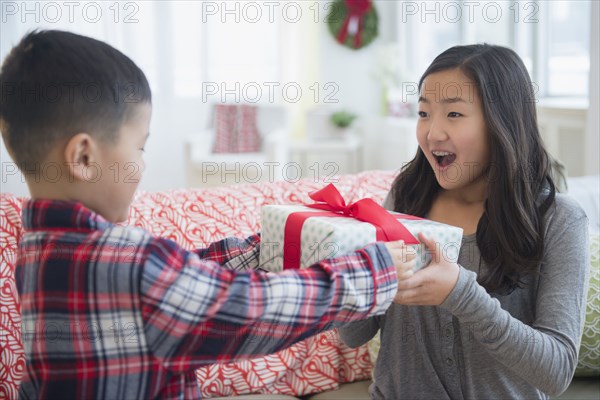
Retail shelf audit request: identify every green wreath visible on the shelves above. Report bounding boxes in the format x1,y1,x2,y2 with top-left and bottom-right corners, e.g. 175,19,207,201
327,0,378,50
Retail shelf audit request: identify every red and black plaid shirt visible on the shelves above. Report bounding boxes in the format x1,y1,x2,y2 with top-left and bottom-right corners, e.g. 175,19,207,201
16,199,397,399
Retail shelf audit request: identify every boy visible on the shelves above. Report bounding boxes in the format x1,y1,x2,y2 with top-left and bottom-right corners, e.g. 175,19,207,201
0,30,415,399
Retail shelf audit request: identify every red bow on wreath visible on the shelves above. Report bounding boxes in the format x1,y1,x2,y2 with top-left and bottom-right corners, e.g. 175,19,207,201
337,0,372,49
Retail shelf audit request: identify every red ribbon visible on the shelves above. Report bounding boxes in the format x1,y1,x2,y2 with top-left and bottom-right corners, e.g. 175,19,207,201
337,0,372,49
282,184,420,269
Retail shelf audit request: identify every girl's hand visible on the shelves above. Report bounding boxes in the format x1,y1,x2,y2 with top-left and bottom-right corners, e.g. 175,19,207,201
394,232,460,305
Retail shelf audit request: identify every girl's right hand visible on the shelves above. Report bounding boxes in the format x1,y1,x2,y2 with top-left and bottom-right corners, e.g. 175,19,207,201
394,233,460,305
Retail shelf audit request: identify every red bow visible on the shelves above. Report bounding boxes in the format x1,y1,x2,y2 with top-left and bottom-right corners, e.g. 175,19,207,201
282,184,420,269
337,0,372,49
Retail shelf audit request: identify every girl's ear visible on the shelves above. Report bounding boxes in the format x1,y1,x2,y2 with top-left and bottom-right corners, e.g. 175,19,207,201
64,133,97,182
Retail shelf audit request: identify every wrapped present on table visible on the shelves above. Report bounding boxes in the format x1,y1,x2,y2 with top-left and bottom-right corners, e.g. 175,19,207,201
259,184,463,272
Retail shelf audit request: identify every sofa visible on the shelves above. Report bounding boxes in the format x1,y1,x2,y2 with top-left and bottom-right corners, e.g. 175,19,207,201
1,170,598,399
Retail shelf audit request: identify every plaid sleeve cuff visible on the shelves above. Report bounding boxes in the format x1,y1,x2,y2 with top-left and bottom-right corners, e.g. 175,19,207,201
196,234,261,267
324,242,397,323
220,237,262,272
359,243,398,316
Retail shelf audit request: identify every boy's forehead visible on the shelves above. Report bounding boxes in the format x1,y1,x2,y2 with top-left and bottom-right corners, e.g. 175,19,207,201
125,102,152,124
118,102,152,136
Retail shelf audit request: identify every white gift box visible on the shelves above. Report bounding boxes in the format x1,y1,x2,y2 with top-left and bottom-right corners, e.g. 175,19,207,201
259,204,463,272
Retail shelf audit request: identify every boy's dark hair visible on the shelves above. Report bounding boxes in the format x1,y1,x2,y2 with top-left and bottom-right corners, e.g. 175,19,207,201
391,44,556,295
0,30,151,170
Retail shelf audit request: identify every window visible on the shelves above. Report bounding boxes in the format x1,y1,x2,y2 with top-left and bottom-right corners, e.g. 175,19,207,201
171,1,204,97
544,1,590,97
396,0,591,98
205,6,281,103
407,17,461,79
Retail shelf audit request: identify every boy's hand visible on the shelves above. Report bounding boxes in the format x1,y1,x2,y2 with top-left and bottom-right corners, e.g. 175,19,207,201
394,233,460,306
384,240,417,302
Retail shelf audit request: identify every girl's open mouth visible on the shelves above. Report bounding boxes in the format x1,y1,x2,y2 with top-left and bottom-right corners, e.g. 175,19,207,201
432,151,456,168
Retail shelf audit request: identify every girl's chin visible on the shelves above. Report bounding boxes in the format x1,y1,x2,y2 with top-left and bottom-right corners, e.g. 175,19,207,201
435,178,456,190
433,171,463,190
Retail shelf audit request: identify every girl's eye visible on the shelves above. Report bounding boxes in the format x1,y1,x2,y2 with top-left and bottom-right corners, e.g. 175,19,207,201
140,148,145,152
448,112,462,118
418,111,428,118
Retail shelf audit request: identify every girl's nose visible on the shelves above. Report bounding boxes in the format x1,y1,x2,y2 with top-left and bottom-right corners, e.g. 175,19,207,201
427,117,449,142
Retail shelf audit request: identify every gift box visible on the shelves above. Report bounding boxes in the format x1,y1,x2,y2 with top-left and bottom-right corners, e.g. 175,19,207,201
259,184,463,272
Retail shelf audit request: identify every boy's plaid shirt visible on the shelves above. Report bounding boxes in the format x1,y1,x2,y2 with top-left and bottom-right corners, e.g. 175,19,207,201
16,199,397,399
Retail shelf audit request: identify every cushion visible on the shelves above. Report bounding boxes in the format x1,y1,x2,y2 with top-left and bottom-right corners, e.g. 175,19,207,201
567,175,600,234
576,232,600,376
304,380,371,399
212,104,262,153
0,195,24,400
211,395,301,400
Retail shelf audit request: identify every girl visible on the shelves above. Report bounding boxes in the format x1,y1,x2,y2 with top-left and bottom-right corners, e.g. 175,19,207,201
339,44,589,399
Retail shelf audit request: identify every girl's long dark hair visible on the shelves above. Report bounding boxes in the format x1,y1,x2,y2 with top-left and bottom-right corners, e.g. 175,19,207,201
391,44,556,294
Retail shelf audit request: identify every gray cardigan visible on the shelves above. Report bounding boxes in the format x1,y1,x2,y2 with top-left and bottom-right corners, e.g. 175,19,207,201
339,193,590,399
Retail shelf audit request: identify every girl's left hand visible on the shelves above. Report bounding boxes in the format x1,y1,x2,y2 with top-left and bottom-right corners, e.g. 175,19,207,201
394,232,460,306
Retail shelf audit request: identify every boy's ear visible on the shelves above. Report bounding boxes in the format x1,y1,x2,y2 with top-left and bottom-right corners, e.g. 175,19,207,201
64,133,97,181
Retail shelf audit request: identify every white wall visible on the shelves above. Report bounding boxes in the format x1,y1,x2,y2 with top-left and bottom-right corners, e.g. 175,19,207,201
1,23,31,197
586,0,600,176
317,0,397,118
